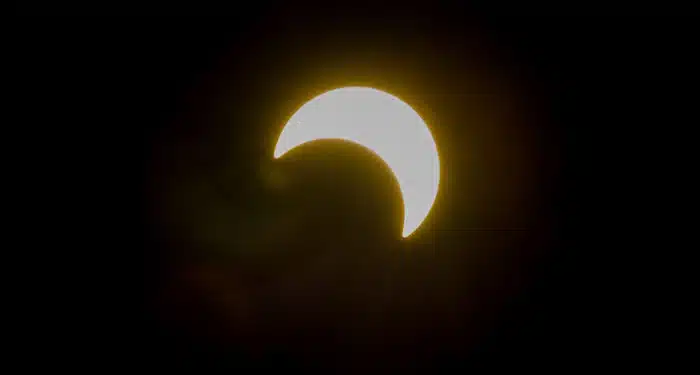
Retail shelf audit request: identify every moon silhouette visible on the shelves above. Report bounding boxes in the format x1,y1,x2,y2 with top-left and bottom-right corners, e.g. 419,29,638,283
274,87,440,238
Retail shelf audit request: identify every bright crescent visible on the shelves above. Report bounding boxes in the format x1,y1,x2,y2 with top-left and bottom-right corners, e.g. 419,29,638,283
273,87,440,238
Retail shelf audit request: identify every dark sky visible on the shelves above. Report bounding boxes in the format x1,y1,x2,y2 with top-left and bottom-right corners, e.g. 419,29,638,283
18,8,697,373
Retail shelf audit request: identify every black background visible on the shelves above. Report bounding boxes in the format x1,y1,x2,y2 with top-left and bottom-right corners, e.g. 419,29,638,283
16,7,697,373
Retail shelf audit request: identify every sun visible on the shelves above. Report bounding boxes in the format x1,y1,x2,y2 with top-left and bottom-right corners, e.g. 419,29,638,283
274,87,440,238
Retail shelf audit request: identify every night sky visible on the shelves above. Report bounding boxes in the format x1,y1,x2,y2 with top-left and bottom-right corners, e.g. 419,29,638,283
18,7,697,373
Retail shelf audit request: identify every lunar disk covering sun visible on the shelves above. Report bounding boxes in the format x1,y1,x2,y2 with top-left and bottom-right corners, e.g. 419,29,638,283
274,87,440,238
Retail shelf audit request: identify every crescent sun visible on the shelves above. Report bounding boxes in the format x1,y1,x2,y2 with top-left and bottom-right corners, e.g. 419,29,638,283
273,87,440,238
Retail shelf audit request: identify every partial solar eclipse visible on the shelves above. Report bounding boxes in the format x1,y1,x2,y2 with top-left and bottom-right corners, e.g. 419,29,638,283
274,87,440,238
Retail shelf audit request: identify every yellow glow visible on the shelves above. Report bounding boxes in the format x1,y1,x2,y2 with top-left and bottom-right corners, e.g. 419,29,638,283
273,87,440,238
